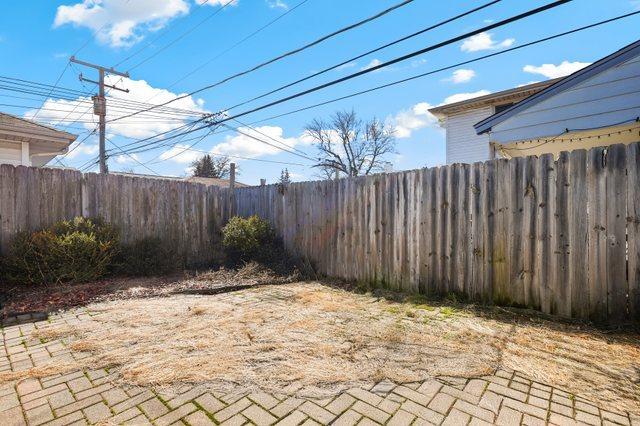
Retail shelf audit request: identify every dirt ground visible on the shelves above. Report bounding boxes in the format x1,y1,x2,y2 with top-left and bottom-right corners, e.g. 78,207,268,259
4,280,639,415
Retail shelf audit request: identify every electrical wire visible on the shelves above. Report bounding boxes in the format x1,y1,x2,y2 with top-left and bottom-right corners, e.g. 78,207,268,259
108,0,575,153
225,0,502,112
107,0,418,124
162,0,312,91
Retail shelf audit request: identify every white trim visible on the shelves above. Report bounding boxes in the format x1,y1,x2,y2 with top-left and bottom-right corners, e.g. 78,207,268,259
21,142,30,166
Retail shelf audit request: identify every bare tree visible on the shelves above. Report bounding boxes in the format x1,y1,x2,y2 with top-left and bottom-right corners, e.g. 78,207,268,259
191,154,232,179
305,110,396,177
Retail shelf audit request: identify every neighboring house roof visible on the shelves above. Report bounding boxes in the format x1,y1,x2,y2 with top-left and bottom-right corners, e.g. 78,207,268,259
428,79,560,118
112,172,248,187
0,112,77,166
474,39,640,135
185,176,248,188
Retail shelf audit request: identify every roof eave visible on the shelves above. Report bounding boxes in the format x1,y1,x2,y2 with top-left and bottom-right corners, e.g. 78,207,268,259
473,38,640,135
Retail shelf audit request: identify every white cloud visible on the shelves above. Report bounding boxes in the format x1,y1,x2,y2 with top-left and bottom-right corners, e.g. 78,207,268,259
336,61,357,71
158,144,202,164
195,0,237,5
632,0,640,10
212,126,308,158
446,69,476,84
460,32,514,52
64,139,99,159
361,59,382,71
266,0,288,9
54,0,232,47
523,60,591,79
114,153,140,164
387,102,438,139
442,90,491,105
24,75,208,139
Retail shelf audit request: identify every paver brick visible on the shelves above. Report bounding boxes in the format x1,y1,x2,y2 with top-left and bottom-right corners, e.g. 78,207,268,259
346,388,383,407
299,401,336,424
351,400,390,424
155,402,198,426
325,393,356,415
55,394,102,417
387,409,415,426
271,397,304,418
496,405,523,426
67,376,92,393
107,406,144,424
219,413,248,426
441,408,470,426
377,396,400,414
110,390,154,414
184,410,216,425
248,392,280,410
83,401,111,423
25,402,54,425
16,378,41,396
214,397,252,422
401,400,444,424
242,403,278,426
0,406,27,426
275,410,308,426
393,385,432,406
44,410,84,426
102,387,129,406
332,409,362,426
195,393,225,414
453,398,495,422
427,392,455,415
139,397,170,419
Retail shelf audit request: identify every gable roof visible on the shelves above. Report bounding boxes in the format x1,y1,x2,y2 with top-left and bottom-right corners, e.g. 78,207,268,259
0,112,77,142
474,39,640,135
428,79,559,118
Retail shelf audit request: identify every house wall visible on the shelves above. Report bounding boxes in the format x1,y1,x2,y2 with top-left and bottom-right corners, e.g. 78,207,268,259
0,140,25,166
445,106,493,164
490,54,640,143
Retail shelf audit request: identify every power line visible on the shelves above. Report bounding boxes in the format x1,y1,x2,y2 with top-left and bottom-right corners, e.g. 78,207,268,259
109,6,634,162
162,0,312,92
126,0,237,71
214,0,574,126
110,0,574,152
249,9,640,125
225,0,502,112
107,0,417,124
106,135,160,175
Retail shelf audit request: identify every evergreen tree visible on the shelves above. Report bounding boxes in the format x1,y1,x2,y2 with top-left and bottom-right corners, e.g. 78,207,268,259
191,155,231,178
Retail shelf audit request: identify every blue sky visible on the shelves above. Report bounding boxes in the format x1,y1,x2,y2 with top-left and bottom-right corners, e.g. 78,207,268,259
0,0,638,184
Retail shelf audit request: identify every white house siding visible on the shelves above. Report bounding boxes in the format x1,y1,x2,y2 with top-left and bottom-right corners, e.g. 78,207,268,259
490,54,640,143
0,141,23,166
445,106,493,164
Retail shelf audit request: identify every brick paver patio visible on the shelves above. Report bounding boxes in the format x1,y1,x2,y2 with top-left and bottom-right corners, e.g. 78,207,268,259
1,307,638,425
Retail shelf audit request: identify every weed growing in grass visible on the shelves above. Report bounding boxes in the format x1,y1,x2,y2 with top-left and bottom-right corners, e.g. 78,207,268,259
439,307,457,318
405,310,417,318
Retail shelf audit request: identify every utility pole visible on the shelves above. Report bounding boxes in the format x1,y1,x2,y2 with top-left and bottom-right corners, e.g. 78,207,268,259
70,56,129,174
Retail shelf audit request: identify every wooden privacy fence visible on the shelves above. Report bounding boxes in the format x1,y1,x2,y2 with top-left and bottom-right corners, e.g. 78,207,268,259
235,143,640,323
0,165,228,265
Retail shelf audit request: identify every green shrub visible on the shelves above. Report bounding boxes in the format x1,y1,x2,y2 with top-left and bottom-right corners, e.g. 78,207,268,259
115,237,180,276
1,217,119,286
222,215,274,261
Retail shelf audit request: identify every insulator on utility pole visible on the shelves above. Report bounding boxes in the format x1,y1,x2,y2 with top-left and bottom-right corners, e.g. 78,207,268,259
70,56,129,174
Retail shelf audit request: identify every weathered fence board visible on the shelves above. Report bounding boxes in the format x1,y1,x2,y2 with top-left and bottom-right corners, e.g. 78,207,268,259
0,165,226,264
235,142,640,323
2,142,640,323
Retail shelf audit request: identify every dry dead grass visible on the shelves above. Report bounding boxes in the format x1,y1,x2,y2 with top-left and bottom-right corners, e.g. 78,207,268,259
4,282,639,414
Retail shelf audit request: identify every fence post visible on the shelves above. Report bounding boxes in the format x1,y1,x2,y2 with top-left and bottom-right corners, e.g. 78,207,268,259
229,163,236,217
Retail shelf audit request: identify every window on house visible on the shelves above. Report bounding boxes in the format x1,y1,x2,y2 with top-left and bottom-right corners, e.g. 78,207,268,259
494,103,514,114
